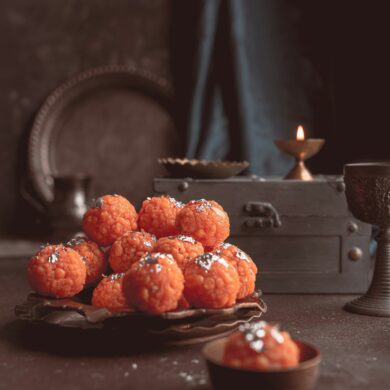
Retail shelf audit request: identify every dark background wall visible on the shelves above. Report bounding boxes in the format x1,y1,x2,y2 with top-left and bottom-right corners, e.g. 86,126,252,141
303,2,390,175
0,0,171,235
0,1,389,235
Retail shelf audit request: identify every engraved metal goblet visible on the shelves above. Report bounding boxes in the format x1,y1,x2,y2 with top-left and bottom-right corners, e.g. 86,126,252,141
344,162,390,316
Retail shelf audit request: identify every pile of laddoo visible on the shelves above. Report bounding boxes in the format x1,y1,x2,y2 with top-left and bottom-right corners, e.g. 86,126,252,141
27,194,259,314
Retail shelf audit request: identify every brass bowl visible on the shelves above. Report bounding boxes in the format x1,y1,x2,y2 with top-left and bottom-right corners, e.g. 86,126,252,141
158,158,249,179
273,140,325,160
203,337,321,390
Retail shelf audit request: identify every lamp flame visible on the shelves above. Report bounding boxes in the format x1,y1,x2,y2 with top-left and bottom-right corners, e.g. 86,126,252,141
296,125,305,141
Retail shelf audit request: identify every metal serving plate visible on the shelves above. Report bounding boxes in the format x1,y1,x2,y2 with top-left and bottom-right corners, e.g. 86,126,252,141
158,158,249,179
15,291,266,345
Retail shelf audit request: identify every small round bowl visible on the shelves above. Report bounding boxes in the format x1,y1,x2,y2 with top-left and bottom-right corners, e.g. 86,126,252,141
203,337,321,390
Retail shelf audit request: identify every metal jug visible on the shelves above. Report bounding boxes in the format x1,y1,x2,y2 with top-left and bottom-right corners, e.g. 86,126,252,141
22,174,93,234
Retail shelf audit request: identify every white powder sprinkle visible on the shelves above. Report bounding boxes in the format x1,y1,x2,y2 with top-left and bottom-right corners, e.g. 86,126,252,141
195,253,229,272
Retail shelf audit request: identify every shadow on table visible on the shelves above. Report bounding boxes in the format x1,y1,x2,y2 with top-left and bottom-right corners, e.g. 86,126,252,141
0,320,187,357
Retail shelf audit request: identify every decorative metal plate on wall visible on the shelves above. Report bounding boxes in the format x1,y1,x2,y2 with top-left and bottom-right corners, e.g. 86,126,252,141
28,65,178,208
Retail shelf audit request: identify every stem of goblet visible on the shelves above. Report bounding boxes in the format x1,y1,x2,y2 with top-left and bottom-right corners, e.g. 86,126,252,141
367,226,390,298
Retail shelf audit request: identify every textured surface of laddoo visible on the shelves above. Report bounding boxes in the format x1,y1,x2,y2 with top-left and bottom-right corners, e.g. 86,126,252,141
122,252,184,314
67,237,107,286
137,196,184,238
91,273,129,312
177,295,191,310
27,245,86,298
154,235,204,270
183,253,239,308
83,195,137,246
109,231,156,273
176,199,230,249
222,321,299,370
214,243,257,299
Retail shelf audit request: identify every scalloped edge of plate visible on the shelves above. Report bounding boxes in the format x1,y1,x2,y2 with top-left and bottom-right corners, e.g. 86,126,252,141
158,158,250,168
158,158,250,179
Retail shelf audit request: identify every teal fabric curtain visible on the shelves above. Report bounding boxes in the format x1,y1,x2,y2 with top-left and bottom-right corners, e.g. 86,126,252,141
171,0,321,175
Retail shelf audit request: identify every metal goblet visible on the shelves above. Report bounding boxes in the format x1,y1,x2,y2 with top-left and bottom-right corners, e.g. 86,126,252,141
344,162,390,316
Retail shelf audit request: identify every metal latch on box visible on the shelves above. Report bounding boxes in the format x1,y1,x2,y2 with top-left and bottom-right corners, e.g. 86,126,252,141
243,202,282,229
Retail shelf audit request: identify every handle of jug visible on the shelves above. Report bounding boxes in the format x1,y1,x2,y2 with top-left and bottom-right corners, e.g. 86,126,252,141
20,176,47,213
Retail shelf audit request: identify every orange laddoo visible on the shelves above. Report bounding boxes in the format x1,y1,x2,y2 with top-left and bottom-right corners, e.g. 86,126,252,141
122,252,184,314
137,196,184,238
183,253,239,308
176,199,230,249
154,235,204,270
177,295,191,310
83,194,137,246
109,231,156,273
222,321,300,370
214,242,257,299
67,236,107,286
91,273,129,312
27,245,86,298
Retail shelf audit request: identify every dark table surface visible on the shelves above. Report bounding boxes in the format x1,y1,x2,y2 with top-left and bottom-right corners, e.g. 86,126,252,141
1,256,389,390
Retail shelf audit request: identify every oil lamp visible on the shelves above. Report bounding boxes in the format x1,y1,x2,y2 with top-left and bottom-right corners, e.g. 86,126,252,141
274,126,325,180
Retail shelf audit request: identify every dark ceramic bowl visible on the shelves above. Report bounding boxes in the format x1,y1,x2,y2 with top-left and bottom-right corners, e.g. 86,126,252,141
203,337,321,390
158,158,249,179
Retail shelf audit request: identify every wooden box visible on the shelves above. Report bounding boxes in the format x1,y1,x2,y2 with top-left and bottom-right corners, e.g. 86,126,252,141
154,177,372,293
